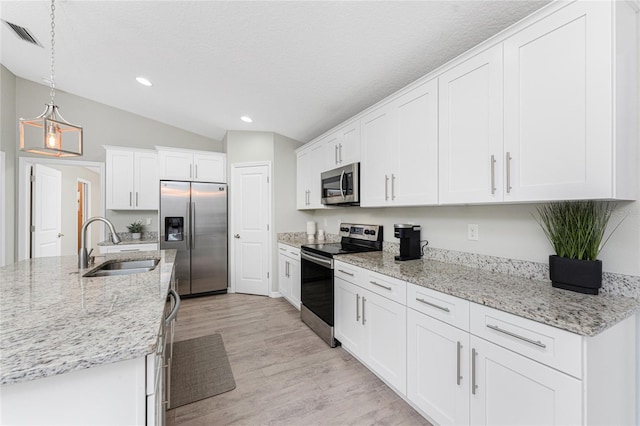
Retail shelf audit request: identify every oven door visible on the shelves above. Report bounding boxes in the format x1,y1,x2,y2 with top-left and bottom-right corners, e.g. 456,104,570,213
300,250,334,326
321,163,359,205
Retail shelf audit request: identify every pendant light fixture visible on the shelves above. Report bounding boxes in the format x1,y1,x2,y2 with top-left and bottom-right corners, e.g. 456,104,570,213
20,0,83,157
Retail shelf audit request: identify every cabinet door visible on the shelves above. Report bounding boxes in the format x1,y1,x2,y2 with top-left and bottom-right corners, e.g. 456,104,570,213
393,79,439,206
470,336,582,426
307,143,325,208
106,149,134,209
158,150,193,180
134,152,159,210
194,153,226,183
322,131,341,170
289,258,301,310
407,309,470,426
362,290,407,394
439,45,503,204
338,121,360,166
503,1,612,201
360,104,393,207
334,277,365,355
296,149,311,209
278,254,291,300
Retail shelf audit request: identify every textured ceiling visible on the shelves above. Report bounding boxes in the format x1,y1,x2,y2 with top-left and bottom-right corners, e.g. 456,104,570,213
0,0,550,143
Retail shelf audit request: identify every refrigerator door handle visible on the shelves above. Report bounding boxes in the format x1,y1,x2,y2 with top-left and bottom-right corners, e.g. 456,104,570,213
191,202,196,249
185,201,190,249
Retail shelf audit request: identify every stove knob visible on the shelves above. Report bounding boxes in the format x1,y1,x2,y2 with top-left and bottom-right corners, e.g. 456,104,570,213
369,230,376,236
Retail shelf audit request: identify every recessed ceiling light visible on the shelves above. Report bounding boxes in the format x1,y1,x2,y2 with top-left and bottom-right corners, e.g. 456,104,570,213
240,116,253,123
136,76,152,87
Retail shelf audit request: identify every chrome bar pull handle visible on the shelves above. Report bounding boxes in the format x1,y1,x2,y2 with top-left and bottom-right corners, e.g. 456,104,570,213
370,280,392,291
486,324,546,348
338,143,343,163
190,164,193,179
339,170,346,199
335,145,339,164
195,164,198,179
356,294,360,322
338,269,354,276
506,152,512,194
416,297,450,313
129,192,132,207
391,174,396,200
490,155,496,195
456,341,462,385
384,175,389,201
136,192,139,207
362,297,366,325
472,348,478,395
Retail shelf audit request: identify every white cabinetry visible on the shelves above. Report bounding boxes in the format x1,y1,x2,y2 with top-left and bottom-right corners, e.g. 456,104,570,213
438,45,504,204
278,244,301,310
323,120,360,170
334,262,407,394
361,79,438,207
502,0,636,201
157,147,226,183
296,142,325,209
106,147,159,210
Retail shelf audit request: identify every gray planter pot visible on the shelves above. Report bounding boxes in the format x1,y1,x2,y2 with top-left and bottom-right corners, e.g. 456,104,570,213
549,255,602,295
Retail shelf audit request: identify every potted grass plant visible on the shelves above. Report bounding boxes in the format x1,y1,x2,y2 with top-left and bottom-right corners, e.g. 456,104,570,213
127,220,144,240
534,201,622,295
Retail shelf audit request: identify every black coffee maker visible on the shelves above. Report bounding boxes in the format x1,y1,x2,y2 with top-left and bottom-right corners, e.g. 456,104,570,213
394,224,421,261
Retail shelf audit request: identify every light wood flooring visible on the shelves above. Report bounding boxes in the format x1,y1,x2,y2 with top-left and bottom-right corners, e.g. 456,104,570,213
166,293,430,426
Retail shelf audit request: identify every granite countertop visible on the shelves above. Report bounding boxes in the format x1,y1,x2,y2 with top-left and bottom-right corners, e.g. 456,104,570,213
336,251,639,337
278,232,340,249
0,249,176,385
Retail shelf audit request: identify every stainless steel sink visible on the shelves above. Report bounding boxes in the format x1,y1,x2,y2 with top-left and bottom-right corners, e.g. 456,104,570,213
84,259,160,277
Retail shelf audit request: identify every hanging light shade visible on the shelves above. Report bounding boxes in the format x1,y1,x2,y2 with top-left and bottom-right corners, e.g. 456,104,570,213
20,0,83,157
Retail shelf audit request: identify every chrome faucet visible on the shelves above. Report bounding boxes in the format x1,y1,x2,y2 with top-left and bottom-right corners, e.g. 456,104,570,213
79,217,121,268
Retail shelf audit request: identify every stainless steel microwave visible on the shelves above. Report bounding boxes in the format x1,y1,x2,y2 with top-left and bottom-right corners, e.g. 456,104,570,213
321,163,360,206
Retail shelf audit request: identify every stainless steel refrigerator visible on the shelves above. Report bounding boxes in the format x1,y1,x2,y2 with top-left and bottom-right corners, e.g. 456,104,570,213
160,180,227,296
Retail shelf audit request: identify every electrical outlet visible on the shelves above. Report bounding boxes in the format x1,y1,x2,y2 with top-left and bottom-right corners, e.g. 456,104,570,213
467,224,479,241
146,218,152,226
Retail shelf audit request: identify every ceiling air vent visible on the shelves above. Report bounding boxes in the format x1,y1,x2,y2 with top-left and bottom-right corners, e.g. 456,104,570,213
2,20,43,47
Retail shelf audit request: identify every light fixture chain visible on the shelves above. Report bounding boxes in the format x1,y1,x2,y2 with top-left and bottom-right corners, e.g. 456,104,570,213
49,0,56,103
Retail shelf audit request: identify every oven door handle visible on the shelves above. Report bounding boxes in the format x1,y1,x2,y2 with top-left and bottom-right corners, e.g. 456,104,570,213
301,251,334,269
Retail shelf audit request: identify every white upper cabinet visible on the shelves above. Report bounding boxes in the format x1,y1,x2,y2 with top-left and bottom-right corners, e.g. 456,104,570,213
361,79,439,207
105,147,158,210
438,45,504,204
296,142,325,209
323,120,361,171
156,147,226,183
503,0,636,201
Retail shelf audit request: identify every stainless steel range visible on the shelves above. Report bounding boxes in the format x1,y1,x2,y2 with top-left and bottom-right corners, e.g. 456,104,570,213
300,223,383,347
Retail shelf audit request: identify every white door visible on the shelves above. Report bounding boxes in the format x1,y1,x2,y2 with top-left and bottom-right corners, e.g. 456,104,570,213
360,104,393,207
407,309,470,426
134,151,158,209
106,149,134,209
232,163,271,296
363,289,407,394
32,164,62,258
470,336,582,426
334,277,365,355
439,44,504,204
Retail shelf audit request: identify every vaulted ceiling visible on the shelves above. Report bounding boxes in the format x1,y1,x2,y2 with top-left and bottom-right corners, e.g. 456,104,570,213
1,1,550,143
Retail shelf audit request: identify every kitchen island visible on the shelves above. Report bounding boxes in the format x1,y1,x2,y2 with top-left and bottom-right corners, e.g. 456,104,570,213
0,250,176,425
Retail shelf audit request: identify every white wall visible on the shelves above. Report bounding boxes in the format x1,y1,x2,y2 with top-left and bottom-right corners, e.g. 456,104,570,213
0,65,16,264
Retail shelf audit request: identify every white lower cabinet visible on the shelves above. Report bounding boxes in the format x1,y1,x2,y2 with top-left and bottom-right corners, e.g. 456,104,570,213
334,270,407,395
277,244,300,310
407,309,470,426
469,335,581,426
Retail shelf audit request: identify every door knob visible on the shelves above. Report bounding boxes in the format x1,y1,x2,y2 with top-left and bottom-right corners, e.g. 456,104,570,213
234,234,240,239
57,233,64,238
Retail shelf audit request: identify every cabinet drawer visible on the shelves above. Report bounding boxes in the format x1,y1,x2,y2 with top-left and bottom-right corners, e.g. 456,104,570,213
470,303,582,378
101,243,158,254
278,243,300,260
361,270,406,304
407,283,469,331
334,261,362,284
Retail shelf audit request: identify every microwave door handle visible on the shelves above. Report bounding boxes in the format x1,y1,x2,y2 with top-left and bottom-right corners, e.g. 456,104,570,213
339,170,346,199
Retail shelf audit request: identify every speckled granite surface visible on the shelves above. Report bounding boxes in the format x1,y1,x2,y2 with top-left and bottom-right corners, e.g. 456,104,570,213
99,231,158,246
0,250,176,385
278,232,340,248
336,251,640,337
